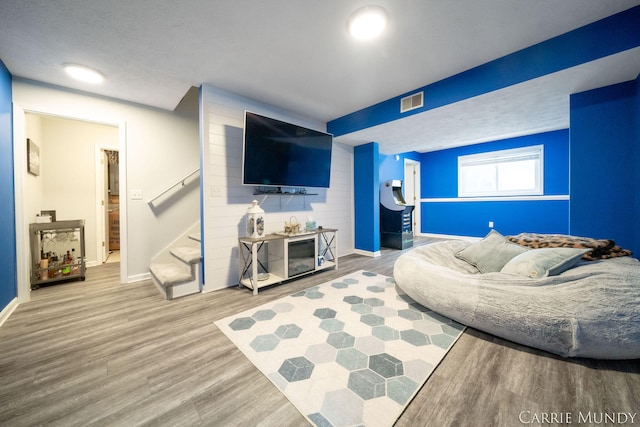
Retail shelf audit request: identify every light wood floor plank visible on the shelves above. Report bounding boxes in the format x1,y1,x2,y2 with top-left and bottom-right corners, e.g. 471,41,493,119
0,238,638,426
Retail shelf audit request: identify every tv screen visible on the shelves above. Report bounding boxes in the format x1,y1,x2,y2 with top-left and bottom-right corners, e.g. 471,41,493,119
242,111,333,188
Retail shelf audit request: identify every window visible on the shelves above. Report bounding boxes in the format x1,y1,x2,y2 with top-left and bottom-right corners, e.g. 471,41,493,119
458,145,543,197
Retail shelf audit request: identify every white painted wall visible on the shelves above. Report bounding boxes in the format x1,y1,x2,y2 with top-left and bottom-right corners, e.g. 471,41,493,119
200,84,354,292
39,116,118,265
24,114,44,224
13,80,200,282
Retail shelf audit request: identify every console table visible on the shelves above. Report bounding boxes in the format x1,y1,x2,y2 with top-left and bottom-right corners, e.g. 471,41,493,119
238,228,337,295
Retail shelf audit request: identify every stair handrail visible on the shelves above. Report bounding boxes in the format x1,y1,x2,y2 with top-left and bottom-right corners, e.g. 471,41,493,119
147,168,200,205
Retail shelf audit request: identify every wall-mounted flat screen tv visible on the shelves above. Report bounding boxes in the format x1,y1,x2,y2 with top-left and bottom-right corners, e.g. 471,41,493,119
242,111,333,188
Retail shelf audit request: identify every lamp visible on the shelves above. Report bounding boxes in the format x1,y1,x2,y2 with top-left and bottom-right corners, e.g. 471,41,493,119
63,63,105,84
347,6,388,40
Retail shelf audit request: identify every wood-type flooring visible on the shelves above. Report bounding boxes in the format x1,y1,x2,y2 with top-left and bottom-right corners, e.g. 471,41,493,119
1,237,638,426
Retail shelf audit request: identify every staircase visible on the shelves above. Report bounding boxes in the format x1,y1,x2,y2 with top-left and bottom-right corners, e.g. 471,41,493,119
149,227,202,299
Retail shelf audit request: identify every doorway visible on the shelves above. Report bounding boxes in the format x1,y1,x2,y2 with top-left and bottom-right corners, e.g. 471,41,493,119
14,109,123,302
101,148,120,263
404,159,421,234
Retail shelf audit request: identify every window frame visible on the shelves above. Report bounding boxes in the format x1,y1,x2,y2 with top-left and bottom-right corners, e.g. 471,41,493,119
458,145,544,198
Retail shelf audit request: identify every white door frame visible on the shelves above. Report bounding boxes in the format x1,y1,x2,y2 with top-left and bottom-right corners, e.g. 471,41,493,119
12,105,29,303
13,104,128,302
95,146,119,264
404,159,421,235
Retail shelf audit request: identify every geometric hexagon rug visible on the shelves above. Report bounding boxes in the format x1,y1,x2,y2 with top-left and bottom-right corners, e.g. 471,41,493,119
215,270,465,427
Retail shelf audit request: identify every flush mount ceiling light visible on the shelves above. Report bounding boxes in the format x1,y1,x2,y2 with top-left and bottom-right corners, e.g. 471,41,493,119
63,63,105,84
348,5,388,40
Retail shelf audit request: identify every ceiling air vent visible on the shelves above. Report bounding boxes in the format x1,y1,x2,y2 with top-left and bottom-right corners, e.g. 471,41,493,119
400,91,424,113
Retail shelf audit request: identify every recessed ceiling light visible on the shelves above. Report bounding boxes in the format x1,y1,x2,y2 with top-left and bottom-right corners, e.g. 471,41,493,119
63,63,105,84
347,6,388,40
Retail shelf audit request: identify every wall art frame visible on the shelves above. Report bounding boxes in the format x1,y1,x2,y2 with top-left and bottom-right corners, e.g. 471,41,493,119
27,138,40,176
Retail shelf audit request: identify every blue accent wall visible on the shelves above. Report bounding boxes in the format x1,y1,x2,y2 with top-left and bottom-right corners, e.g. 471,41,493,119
330,6,640,253
379,151,420,184
422,200,569,237
354,142,380,253
569,79,639,255
420,130,570,237
328,6,640,137
0,58,17,311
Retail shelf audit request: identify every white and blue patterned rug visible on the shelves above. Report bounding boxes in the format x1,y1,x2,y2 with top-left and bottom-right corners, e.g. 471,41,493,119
215,270,465,427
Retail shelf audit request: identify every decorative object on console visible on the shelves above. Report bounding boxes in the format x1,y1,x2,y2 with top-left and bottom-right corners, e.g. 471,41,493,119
305,216,316,231
35,215,52,223
245,199,265,238
40,210,57,222
284,216,301,234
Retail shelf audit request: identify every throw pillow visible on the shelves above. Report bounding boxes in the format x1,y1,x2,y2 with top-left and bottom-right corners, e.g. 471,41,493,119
455,230,529,273
500,247,591,278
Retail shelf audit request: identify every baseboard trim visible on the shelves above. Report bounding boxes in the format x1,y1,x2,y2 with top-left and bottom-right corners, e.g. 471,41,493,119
353,249,381,258
86,260,100,268
419,233,481,242
0,298,19,328
126,272,151,283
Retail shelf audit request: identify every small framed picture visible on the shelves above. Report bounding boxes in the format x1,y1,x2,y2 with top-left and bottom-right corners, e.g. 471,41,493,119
27,138,40,176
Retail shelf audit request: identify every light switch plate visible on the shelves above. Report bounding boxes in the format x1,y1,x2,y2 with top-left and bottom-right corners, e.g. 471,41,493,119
131,189,143,200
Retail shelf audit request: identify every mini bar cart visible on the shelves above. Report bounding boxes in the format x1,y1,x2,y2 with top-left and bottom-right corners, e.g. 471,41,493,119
29,219,86,289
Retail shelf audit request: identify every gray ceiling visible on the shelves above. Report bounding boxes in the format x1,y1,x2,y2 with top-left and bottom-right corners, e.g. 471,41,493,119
1,0,640,154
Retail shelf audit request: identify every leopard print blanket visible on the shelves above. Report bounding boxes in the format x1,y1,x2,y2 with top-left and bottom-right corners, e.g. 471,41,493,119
506,233,632,261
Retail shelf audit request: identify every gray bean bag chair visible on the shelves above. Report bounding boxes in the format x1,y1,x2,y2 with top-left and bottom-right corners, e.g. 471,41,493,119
393,239,640,359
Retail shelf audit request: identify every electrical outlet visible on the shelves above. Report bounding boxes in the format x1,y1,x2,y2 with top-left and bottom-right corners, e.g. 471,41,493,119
131,189,143,200
211,186,222,197
488,221,494,228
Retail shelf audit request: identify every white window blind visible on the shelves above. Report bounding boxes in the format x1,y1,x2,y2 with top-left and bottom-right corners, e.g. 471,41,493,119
458,145,543,197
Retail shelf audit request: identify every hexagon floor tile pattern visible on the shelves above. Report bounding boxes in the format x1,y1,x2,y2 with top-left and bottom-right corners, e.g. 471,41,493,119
215,270,465,427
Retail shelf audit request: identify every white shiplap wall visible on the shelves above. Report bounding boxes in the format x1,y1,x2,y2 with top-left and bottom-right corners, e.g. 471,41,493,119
201,85,354,292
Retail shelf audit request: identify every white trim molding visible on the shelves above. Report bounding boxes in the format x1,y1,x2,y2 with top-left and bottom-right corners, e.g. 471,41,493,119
125,272,151,284
418,232,482,242
0,298,18,328
353,249,381,258
422,195,569,203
